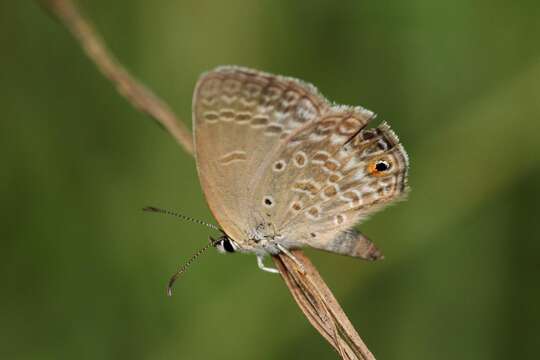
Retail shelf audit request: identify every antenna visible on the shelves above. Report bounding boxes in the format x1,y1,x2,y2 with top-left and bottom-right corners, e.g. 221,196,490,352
143,206,220,231
142,206,224,296
166,236,221,296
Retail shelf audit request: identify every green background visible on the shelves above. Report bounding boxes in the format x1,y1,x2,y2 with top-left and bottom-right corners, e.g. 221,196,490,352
2,1,539,359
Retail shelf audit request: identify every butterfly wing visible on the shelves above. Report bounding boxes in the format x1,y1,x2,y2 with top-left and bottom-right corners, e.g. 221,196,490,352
248,109,409,257
193,66,330,242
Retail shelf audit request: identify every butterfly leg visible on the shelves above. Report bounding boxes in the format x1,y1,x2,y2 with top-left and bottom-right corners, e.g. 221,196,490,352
276,244,305,274
256,255,279,274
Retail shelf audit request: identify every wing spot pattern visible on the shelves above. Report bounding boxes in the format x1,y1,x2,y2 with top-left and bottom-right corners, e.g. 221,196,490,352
242,82,263,99
322,159,340,173
335,214,346,225
219,150,247,165
306,206,321,220
265,124,284,135
321,184,340,200
293,180,319,197
340,190,362,208
291,201,303,212
312,151,331,165
203,111,219,123
328,172,343,184
261,86,283,106
250,116,268,128
219,109,235,122
273,160,287,172
199,78,221,98
263,196,275,208
222,78,242,95
235,112,251,124
293,151,308,168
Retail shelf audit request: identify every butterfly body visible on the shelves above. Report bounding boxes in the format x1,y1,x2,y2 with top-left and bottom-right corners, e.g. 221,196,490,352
193,66,409,262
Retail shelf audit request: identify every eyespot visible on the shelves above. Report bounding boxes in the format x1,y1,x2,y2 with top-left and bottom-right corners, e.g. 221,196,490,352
368,159,391,176
375,160,390,172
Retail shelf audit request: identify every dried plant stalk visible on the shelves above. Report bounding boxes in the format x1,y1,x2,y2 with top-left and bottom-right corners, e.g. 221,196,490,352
37,1,376,359
274,251,375,360
38,0,193,154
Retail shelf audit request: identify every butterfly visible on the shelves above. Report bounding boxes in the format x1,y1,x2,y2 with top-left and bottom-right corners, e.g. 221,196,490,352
189,65,409,275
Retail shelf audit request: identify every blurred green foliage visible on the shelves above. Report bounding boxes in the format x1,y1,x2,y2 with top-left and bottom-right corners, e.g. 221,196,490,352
1,1,539,359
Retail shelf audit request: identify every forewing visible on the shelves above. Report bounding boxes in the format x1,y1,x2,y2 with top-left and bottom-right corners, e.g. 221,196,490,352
193,66,330,241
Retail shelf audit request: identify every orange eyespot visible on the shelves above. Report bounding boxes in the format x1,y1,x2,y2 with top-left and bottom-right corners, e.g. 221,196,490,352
368,160,391,176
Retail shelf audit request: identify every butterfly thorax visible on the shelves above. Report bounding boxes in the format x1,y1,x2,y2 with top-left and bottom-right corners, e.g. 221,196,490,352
231,221,296,256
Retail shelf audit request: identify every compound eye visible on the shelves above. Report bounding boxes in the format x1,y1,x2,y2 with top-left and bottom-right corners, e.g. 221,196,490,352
222,239,236,253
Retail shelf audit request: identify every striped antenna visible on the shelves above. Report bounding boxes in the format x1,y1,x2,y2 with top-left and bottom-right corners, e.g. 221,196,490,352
143,206,220,231
165,236,222,296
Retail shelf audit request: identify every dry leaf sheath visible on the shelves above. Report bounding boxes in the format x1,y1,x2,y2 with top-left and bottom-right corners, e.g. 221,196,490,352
37,1,376,359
